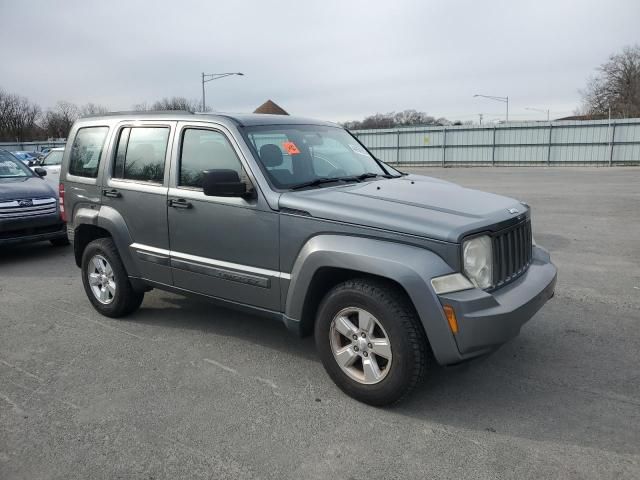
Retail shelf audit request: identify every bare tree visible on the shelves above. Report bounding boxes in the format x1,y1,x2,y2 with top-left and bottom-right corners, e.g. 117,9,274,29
131,97,206,113
42,101,79,139
581,45,640,118
0,89,41,141
79,102,108,117
342,110,448,130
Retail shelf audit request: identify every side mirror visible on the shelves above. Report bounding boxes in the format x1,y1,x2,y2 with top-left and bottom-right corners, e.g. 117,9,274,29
34,167,47,177
202,169,253,198
28,160,34,167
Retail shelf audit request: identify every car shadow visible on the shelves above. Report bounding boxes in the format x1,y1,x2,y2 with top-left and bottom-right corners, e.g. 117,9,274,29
127,292,318,362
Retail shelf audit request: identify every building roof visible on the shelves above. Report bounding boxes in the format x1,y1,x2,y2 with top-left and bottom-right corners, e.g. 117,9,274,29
253,100,289,115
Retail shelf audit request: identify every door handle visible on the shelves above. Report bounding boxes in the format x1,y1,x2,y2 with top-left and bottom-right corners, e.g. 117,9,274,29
168,198,193,209
102,189,122,198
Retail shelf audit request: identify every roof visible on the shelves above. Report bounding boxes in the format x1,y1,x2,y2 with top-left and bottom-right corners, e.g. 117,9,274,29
253,100,289,115
79,111,337,128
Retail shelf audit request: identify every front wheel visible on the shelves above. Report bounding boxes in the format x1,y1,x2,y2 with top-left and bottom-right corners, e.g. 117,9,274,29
314,278,429,406
81,238,144,317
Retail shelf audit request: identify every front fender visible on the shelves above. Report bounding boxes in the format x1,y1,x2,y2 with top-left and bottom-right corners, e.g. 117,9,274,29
284,235,463,365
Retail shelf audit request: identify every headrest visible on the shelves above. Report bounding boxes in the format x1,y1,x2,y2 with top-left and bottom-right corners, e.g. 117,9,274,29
259,144,283,168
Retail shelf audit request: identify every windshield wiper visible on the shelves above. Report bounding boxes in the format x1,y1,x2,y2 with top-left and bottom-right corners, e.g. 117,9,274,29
290,177,356,190
356,172,395,180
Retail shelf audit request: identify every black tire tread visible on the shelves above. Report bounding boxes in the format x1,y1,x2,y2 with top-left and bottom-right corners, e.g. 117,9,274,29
316,277,430,406
81,237,144,318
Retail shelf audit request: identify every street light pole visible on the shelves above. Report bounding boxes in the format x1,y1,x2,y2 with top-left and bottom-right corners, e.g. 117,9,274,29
201,72,244,111
525,107,550,122
474,94,509,123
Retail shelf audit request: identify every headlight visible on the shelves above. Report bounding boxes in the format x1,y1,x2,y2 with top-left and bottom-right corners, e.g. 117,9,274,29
463,235,493,289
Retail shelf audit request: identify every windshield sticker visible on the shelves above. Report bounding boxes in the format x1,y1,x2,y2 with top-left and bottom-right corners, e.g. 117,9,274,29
283,141,301,155
349,144,368,156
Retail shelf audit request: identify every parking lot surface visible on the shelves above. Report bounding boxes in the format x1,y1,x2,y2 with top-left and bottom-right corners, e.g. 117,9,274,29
1,167,639,479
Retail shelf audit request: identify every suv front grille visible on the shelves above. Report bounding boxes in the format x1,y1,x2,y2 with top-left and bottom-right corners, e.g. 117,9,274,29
0,197,57,219
492,219,532,288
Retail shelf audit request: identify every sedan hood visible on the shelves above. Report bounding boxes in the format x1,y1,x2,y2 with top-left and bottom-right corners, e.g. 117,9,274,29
278,174,527,243
0,176,57,202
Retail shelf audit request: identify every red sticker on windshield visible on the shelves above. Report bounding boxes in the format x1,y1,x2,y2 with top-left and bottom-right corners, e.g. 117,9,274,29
283,141,301,155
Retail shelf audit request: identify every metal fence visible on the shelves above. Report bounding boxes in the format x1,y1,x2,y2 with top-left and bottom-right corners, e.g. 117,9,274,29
0,140,66,153
352,118,640,166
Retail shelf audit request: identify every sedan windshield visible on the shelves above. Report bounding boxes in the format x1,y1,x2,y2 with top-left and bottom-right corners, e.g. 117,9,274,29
42,150,64,165
0,151,34,178
242,125,393,189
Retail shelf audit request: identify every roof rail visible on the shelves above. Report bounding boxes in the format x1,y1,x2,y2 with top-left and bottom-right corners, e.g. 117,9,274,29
81,110,195,118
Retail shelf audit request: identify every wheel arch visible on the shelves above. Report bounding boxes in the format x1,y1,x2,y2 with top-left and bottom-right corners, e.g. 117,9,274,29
284,235,463,365
72,205,139,277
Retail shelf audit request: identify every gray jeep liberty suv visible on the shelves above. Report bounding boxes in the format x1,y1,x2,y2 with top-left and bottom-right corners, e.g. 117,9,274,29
60,112,557,405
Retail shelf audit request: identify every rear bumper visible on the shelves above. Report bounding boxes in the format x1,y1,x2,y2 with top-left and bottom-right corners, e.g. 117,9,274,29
438,246,557,361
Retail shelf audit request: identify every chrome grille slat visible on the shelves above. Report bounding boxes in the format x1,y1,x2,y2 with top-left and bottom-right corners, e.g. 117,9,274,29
491,219,532,288
0,197,57,219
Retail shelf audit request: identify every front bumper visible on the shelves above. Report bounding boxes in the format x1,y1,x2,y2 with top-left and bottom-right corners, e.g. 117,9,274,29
438,246,557,360
0,219,67,246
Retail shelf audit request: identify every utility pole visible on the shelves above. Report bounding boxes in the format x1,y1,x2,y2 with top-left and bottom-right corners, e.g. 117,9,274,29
200,72,244,111
478,113,483,125
474,94,509,123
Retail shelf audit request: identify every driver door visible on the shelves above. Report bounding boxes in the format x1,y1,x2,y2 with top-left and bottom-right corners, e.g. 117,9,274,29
167,122,281,311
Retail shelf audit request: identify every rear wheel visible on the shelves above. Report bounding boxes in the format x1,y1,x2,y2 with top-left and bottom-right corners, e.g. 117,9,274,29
81,238,144,317
315,278,429,406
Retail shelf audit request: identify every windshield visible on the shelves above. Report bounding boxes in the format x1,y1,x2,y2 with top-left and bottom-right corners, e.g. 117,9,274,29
43,150,64,165
0,151,34,178
242,125,389,189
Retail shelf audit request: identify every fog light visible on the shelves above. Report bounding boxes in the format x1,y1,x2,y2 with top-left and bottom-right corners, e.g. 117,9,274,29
443,305,458,334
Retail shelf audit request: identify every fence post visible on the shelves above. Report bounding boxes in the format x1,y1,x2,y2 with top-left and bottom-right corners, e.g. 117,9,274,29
396,129,401,165
441,127,447,167
608,121,616,166
491,126,496,166
547,122,553,166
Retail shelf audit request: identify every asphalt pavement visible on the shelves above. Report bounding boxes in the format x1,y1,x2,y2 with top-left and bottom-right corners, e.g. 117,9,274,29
1,167,639,479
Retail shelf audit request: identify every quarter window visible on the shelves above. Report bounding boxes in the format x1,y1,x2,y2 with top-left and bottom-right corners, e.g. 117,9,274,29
179,129,244,188
113,127,169,183
68,127,109,178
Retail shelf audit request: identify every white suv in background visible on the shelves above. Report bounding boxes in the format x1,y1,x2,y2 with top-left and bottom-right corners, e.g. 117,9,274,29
37,147,64,186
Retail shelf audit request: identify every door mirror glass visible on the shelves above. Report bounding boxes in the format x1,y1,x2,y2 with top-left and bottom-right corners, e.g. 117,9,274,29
202,169,252,197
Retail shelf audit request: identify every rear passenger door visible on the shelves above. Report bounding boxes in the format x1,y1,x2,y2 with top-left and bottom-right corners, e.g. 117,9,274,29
102,121,175,285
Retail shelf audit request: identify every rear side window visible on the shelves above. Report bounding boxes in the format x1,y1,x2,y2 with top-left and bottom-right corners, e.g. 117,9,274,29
113,127,169,183
68,127,109,178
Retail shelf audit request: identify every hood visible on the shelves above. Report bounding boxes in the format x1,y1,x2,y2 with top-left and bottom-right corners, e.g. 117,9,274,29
0,176,57,202
278,174,527,243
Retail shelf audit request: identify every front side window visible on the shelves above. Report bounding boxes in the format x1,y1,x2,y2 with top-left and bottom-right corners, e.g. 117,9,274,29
242,125,387,189
0,151,34,178
43,150,64,166
179,128,244,188
113,127,169,183
69,127,109,178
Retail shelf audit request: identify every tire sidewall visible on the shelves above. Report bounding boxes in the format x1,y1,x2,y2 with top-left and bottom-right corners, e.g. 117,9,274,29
81,239,128,316
315,283,419,404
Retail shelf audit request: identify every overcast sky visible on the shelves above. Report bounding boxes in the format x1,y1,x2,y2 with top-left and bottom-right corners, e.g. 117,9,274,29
1,0,638,122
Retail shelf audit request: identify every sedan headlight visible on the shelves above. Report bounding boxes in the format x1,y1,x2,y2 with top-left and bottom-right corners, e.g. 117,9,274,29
463,235,493,289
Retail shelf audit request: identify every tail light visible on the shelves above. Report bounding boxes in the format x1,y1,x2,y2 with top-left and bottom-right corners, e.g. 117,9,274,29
58,183,66,222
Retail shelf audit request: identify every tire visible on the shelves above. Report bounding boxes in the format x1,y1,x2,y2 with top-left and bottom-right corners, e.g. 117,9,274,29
81,237,144,318
50,237,70,246
315,278,429,406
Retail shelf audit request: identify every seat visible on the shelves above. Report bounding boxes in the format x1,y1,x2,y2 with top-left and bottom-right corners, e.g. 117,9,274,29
259,144,295,185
